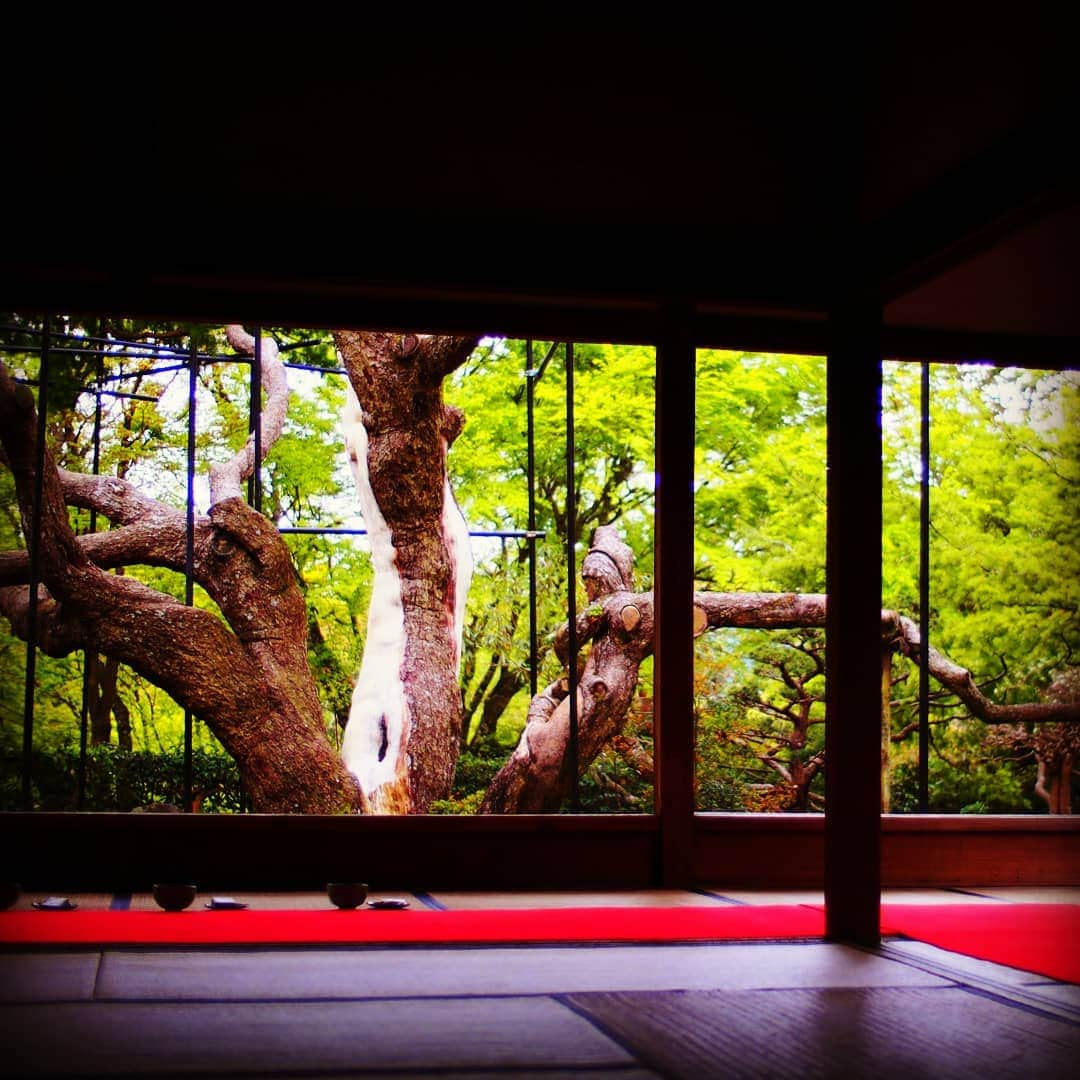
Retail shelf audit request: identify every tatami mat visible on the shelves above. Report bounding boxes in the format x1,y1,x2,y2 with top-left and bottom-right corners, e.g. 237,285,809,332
955,886,1080,904
9,887,1076,912
704,888,1014,907
82,942,947,1003
0,953,99,1002
885,939,1057,987
701,889,823,906
430,890,728,910
2,997,636,1077
567,986,1080,1079
3,917,1077,1077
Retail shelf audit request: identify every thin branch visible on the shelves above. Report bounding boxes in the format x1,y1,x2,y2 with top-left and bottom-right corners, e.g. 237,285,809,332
761,757,793,784
893,614,1080,724
209,325,290,505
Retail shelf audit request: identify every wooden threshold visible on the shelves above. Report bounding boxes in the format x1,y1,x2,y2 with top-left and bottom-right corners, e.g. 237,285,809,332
694,814,1080,888
0,812,659,892
3,812,1077,892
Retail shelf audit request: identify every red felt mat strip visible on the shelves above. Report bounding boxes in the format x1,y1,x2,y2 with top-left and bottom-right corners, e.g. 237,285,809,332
881,903,1080,985
5,903,1076,984
0,905,824,946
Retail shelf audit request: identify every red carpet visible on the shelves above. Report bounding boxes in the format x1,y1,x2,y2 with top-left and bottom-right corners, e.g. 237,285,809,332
0,904,822,946
881,903,1080,985
3,904,1077,983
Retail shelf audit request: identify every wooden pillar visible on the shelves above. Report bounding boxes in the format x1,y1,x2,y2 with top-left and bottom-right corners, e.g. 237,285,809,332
825,294,882,943
654,309,696,885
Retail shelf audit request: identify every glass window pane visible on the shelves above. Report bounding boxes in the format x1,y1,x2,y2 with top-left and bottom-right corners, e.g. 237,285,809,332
693,350,827,812
884,362,1080,814
0,320,655,815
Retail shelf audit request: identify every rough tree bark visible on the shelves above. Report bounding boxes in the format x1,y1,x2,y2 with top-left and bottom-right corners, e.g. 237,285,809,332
484,527,1080,813
0,330,362,813
483,526,647,812
335,331,478,812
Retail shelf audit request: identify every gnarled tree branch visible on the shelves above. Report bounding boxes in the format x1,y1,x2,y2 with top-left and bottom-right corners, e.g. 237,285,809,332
59,467,172,525
485,528,1078,813
0,518,215,587
0,356,362,813
892,615,1080,725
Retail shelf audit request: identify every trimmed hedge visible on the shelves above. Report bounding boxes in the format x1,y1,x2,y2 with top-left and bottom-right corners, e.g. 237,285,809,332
0,746,245,813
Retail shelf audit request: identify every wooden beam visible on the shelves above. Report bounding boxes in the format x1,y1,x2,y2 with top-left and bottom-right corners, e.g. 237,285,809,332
825,294,883,944
882,326,1080,370
654,310,696,885
694,815,1080,888
4,812,1077,891
874,109,1079,302
0,813,658,892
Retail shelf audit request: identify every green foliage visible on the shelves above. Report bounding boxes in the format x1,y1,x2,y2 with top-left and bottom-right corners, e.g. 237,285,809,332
695,351,826,592
891,736,1036,813
694,352,828,810
429,749,509,814
0,746,244,812
579,745,655,812
448,339,659,798
448,339,656,549
881,364,1079,811
693,354,1078,813
3,312,1075,819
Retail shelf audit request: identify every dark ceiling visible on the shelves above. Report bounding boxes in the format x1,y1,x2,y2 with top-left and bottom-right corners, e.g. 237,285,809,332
5,22,1077,353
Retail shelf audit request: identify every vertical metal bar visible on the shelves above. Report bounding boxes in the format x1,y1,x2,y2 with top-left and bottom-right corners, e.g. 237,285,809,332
250,326,262,513
22,315,51,810
565,341,579,810
526,340,539,698
918,360,931,810
78,664,91,810
77,350,105,810
654,312,696,885
183,337,197,812
824,293,883,946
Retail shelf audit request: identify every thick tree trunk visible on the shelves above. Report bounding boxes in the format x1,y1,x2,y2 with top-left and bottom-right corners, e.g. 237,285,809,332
86,653,122,746
113,691,133,752
1035,754,1075,814
483,527,648,812
335,332,478,813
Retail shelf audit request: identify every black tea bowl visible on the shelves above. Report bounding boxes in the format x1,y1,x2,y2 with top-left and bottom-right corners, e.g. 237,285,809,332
327,882,369,910
0,882,20,910
152,883,197,911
